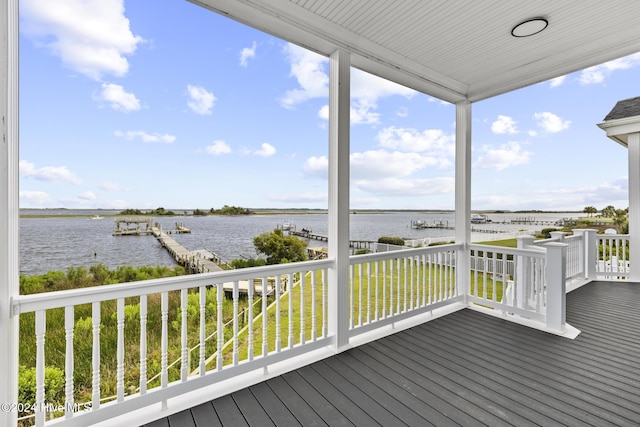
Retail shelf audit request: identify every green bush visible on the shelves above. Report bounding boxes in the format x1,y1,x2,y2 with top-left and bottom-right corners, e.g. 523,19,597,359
377,236,405,246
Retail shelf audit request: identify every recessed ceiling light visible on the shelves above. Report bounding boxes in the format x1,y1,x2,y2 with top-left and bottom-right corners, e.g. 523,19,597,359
511,18,548,37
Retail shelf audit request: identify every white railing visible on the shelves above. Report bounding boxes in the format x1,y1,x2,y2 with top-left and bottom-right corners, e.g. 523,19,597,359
12,229,625,426
11,259,333,427
348,244,463,337
469,244,548,324
595,234,630,279
468,240,569,333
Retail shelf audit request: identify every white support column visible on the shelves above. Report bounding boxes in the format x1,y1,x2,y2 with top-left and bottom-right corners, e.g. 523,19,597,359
455,101,471,303
544,242,567,333
0,1,19,426
628,132,640,281
327,49,350,350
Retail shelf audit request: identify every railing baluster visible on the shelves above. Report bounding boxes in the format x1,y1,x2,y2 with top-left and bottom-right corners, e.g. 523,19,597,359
197,286,206,376
311,270,317,340
414,255,419,309
382,260,387,318
217,283,224,369
161,293,168,388
92,302,101,408
349,264,354,328
263,277,269,356
396,258,401,314
366,262,371,323
358,262,363,325
117,298,125,401
374,261,379,321
403,257,408,312
299,272,306,345
35,310,46,427
139,295,147,394
275,276,282,351
233,281,240,365
180,289,188,381
288,272,293,348
64,306,74,419
322,268,327,338
248,278,254,360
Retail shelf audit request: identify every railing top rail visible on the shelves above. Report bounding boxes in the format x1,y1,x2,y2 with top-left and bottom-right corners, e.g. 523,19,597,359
12,258,335,315
349,243,463,264
468,243,547,257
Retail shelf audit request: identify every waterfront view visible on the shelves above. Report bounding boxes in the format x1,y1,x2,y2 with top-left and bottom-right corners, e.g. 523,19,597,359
19,210,583,276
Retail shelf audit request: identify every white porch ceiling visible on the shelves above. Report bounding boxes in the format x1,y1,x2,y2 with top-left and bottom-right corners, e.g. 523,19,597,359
191,0,640,103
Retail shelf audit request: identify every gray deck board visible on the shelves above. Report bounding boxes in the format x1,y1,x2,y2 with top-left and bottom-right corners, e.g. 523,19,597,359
143,281,640,427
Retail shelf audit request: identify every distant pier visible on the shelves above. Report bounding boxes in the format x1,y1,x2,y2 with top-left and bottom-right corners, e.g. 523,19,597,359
289,229,375,250
150,227,222,273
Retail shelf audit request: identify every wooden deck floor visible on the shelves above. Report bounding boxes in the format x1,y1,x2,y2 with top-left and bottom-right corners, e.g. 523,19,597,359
144,281,640,426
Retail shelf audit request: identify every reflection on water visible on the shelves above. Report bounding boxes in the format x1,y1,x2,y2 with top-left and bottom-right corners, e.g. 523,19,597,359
19,211,580,276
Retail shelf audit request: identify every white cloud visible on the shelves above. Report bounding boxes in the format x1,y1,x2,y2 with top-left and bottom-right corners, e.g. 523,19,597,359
79,191,96,200
355,177,455,196
473,178,628,211
205,140,232,155
533,112,571,133
303,150,447,180
99,181,121,191
279,44,329,109
115,130,176,143
377,126,455,158
20,0,144,80
578,53,640,85
491,115,518,134
187,84,216,115
239,41,257,67
474,141,531,171
266,192,327,203
280,43,414,123
20,190,51,205
19,160,82,185
549,76,566,88
253,143,277,157
96,83,141,112
302,156,328,178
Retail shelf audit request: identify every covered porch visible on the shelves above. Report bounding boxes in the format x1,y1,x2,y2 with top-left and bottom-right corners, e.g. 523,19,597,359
146,280,640,427
2,1,640,427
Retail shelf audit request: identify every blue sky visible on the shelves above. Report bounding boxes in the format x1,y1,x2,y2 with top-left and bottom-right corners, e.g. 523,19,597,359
18,0,640,212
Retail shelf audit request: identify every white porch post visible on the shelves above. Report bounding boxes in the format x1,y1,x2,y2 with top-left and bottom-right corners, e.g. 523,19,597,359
327,49,350,350
628,133,640,281
455,101,471,303
544,242,567,333
0,0,19,425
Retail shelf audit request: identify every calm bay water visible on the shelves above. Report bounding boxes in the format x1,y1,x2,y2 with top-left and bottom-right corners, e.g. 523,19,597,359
19,210,581,276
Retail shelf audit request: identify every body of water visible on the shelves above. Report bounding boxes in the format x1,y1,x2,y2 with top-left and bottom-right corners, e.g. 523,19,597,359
19,211,581,276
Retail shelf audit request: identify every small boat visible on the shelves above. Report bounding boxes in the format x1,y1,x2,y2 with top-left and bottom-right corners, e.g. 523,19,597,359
471,214,490,224
90,215,104,220
279,220,295,231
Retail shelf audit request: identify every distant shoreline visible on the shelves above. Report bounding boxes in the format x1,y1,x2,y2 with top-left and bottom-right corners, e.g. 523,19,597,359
19,208,583,219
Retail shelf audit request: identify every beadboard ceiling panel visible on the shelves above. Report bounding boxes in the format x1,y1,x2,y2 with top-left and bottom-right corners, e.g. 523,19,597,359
191,0,640,102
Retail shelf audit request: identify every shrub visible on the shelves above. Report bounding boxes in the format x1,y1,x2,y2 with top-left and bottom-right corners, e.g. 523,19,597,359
377,236,405,246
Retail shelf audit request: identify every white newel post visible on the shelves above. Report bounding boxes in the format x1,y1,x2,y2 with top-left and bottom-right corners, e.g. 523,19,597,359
455,101,471,303
327,49,350,350
1,1,19,426
571,229,597,280
544,242,567,333
549,231,566,242
583,229,598,280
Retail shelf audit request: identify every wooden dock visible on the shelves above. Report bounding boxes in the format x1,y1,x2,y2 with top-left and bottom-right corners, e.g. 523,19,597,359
289,230,375,250
150,227,222,274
